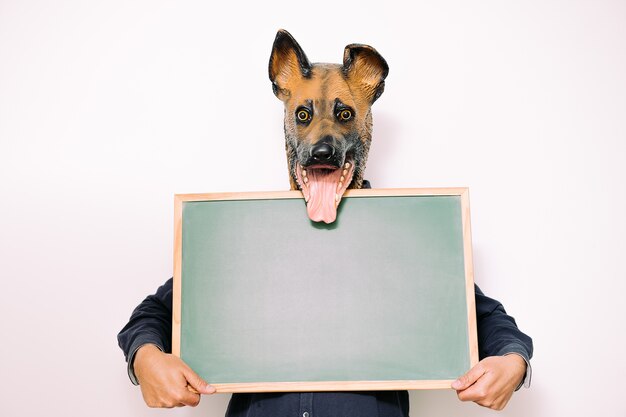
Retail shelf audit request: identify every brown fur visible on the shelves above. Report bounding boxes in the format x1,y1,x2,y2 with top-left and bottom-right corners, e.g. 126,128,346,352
269,30,388,191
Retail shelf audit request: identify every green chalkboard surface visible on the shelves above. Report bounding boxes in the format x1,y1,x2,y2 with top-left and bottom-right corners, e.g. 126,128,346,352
172,188,477,392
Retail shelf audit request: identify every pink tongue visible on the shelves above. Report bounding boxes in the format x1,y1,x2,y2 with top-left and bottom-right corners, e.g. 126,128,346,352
306,169,342,224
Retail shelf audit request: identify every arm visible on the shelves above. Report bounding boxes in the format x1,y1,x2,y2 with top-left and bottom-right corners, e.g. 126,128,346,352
117,279,214,407
474,285,533,365
117,279,174,384
452,285,533,410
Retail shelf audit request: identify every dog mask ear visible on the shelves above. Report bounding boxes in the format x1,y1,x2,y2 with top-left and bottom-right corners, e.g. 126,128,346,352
342,44,389,103
269,30,312,100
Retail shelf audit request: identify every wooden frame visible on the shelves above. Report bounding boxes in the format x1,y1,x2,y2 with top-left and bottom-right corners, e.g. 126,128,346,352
173,188,478,393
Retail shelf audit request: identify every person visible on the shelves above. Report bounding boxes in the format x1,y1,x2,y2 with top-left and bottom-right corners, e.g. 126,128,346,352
117,199,533,415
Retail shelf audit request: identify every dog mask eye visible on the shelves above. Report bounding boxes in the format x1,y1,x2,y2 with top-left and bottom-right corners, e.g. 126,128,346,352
296,108,311,123
338,109,352,121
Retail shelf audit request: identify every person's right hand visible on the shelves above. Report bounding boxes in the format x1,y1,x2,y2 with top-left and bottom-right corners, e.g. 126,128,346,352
133,344,216,408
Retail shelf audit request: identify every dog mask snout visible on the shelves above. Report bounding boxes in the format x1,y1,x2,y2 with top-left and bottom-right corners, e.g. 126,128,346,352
311,143,335,162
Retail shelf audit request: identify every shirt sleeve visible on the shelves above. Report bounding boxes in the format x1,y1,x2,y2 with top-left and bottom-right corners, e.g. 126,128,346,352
117,278,174,385
474,284,533,389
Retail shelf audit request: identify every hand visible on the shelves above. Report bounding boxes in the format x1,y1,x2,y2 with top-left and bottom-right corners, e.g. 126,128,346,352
133,344,216,408
451,354,527,411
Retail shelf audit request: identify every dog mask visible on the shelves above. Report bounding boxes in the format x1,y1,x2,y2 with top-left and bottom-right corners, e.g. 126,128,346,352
269,29,388,223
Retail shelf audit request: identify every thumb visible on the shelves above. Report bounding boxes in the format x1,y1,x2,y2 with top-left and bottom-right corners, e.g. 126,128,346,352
452,364,486,390
183,367,216,395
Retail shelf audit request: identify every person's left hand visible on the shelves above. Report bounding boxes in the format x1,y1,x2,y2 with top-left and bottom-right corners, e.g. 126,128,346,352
452,354,527,411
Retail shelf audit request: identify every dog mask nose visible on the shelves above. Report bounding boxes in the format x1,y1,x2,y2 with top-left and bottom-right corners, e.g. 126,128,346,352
311,143,335,161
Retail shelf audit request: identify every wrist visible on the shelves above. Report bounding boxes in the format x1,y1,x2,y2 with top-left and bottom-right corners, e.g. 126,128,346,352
134,344,163,380
504,352,526,367
136,343,162,357
503,353,527,387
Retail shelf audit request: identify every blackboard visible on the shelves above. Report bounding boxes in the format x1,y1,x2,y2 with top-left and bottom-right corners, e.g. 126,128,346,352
172,188,477,393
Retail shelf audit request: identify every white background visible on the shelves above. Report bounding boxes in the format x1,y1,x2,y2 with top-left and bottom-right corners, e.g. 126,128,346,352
1,1,624,416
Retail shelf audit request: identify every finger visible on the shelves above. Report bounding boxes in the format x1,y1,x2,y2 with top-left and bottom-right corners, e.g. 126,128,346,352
183,367,216,395
176,388,201,407
181,396,201,407
452,363,487,391
456,382,488,402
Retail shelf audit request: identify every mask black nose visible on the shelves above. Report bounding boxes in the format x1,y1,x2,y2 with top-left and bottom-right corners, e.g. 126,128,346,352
311,143,335,161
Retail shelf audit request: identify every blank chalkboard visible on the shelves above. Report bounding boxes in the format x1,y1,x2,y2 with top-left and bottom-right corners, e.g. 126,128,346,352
172,188,477,393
